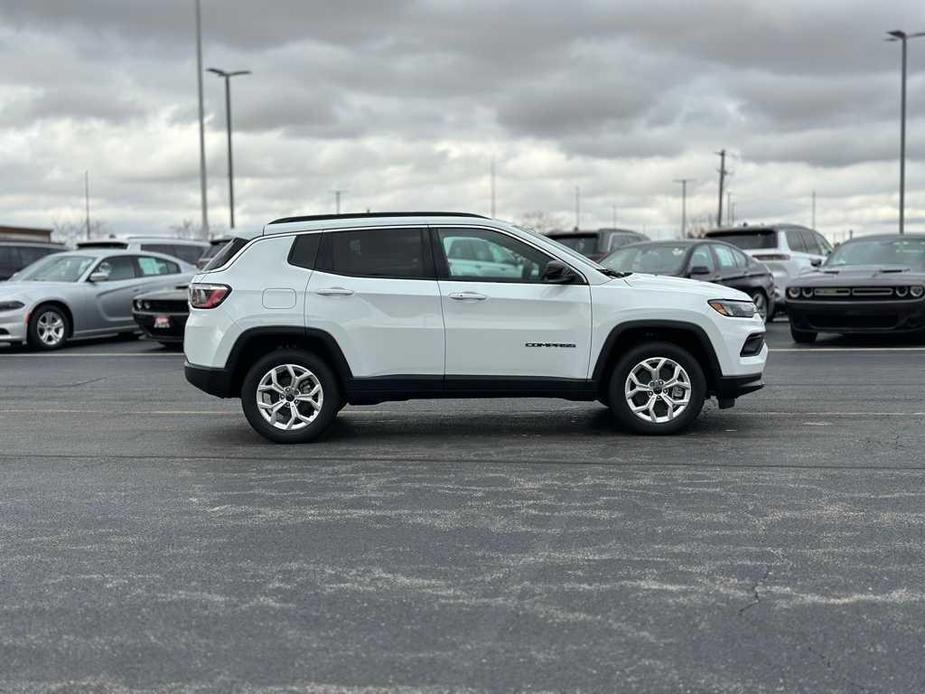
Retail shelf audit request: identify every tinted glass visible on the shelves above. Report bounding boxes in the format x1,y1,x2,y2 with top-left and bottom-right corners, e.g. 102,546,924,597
0,247,20,275
288,233,322,269
603,244,687,275
547,234,598,256
137,256,180,276
97,256,137,281
171,245,206,264
785,229,808,253
800,230,823,255
606,232,642,251
707,230,776,250
826,238,925,270
20,255,95,282
713,244,740,271
140,243,175,256
816,233,833,255
19,247,56,266
323,228,428,279
203,238,247,271
689,245,715,273
439,228,555,282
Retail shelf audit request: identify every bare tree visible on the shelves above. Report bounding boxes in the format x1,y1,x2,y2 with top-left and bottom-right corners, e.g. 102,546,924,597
170,219,197,238
51,218,108,246
518,210,566,234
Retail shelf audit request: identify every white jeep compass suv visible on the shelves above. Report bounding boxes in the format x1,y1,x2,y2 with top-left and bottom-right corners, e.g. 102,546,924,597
184,212,767,442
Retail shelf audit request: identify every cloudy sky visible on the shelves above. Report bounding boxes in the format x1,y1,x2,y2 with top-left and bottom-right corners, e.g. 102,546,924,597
1,0,924,241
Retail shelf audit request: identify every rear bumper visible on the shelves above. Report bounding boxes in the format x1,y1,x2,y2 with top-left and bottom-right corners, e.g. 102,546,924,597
788,299,925,334
185,362,235,398
133,311,188,343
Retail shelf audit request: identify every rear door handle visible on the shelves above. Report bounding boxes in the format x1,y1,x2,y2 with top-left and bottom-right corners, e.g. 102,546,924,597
449,291,487,301
315,287,355,296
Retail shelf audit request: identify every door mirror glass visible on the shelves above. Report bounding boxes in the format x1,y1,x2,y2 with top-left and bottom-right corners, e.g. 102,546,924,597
689,265,712,276
88,270,110,282
810,258,822,267
541,260,575,284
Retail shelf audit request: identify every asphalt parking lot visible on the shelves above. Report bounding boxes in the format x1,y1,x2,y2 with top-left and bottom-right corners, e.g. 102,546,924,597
2,322,924,692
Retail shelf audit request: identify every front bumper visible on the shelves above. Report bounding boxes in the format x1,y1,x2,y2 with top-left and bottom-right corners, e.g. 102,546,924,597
132,311,188,343
0,310,28,342
713,373,764,408
788,298,925,334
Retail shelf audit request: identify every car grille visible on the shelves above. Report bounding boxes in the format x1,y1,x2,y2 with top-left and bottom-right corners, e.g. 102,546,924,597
135,299,188,313
806,313,899,330
803,286,915,300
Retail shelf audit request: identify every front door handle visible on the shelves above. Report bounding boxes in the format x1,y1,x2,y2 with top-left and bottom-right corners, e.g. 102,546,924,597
315,287,355,296
449,291,487,301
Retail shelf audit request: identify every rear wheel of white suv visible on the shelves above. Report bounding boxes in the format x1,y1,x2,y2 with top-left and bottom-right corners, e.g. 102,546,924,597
241,349,341,443
608,341,706,435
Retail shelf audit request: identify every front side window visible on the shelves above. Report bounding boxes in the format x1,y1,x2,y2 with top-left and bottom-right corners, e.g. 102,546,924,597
96,256,137,281
320,228,429,279
20,254,95,282
438,228,554,282
137,256,180,276
689,245,715,273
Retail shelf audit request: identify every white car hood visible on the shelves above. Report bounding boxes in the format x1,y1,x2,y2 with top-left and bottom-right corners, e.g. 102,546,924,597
620,273,751,302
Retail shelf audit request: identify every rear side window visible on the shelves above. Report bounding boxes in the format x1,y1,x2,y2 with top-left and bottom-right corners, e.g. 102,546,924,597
549,234,599,256
0,246,21,275
707,231,776,250
19,246,56,266
203,237,247,271
137,256,180,276
785,229,808,253
172,245,207,264
288,233,322,269
318,228,430,279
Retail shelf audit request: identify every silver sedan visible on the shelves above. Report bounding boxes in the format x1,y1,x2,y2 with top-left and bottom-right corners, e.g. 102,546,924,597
0,249,194,350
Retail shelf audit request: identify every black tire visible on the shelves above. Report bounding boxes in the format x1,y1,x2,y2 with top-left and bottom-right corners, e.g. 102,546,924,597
158,341,183,350
790,326,817,344
27,303,69,351
240,349,341,444
608,341,707,435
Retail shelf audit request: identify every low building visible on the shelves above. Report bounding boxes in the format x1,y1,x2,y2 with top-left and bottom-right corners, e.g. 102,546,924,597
0,225,54,242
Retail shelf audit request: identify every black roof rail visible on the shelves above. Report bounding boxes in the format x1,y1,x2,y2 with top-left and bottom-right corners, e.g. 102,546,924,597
268,211,488,225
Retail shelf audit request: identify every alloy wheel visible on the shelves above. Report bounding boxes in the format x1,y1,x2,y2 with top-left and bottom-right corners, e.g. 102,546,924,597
255,363,323,431
36,310,65,347
624,357,692,424
751,292,768,322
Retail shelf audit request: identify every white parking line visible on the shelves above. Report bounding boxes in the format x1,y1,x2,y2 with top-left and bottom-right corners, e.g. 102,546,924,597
1,409,924,417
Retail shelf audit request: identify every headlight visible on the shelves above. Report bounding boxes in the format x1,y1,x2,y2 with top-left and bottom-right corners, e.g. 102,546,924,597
912,285,925,298
708,299,758,318
786,286,801,300
0,300,25,312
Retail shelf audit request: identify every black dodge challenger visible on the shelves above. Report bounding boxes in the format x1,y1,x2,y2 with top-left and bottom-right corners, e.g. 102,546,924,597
132,284,189,347
786,234,925,343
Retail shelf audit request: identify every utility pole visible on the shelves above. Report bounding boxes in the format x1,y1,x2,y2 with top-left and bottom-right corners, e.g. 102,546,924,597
726,191,733,226
490,157,496,217
84,170,91,240
887,30,925,234
812,190,817,228
194,0,208,238
574,185,580,231
674,178,692,238
611,202,617,230
716,149,728,228
331,189,346,214
207,67,250,229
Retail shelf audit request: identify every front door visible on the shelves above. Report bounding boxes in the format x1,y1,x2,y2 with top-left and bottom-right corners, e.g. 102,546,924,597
434,226,592,379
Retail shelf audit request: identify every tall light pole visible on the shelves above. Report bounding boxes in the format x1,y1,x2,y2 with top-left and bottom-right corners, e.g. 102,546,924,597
716,149,729,228
674,178,692,238
887,30,925,234
207,67,250,229
194,0,208,238
490,157,496,218
574,185,581,231
331,189,347,214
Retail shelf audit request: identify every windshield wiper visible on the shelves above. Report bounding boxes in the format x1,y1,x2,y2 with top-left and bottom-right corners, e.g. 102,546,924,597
599,267,632,278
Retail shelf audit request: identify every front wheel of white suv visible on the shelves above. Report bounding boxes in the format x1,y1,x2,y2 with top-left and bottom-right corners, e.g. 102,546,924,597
608,341,706,435
241,349,341,443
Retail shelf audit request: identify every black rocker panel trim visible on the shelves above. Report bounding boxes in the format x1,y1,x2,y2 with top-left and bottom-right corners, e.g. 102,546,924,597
343,375,597,405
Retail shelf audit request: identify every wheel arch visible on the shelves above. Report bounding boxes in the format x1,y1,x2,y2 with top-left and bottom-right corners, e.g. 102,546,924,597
592,320,722,395
31,299,75,337
226,326,352,397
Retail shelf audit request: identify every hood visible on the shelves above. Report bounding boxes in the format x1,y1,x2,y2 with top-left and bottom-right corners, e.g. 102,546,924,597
795,265,925,286
0,280,74,301
621,273,751,301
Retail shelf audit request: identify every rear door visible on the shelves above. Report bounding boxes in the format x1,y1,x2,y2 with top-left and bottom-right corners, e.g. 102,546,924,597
305,227,444,377
435,226,592,379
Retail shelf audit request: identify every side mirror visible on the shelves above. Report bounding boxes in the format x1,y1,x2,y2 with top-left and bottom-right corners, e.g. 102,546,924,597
542,260,576,284
689,265,712,276
810,258,822,268
88,271,110,283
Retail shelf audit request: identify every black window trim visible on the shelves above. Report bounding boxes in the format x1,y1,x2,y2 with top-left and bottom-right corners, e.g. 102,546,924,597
314,226,436,281
430,225,588,285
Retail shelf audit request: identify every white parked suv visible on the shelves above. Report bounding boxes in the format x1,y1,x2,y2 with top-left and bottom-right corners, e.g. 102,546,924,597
705,225,832,310
184,212,768,442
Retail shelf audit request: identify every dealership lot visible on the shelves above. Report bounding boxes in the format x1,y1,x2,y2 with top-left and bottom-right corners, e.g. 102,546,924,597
2,322,925,691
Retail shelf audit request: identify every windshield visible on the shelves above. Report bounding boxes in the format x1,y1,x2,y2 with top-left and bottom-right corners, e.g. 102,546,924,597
826,238,925,270
18,254,96,282
547,234,598,256
708,230,776,250
602,244,687,275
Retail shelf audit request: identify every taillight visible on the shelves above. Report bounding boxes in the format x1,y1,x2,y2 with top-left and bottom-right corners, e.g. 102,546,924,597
189,283,231,309
753,254,791,261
